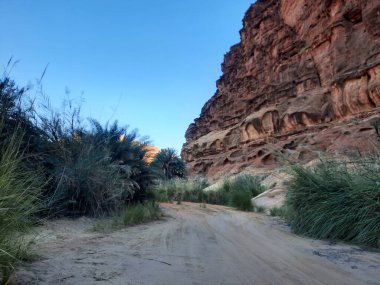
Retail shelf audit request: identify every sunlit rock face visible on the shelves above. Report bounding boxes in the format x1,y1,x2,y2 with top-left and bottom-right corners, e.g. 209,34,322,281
182,0,380,178
143,145,160,164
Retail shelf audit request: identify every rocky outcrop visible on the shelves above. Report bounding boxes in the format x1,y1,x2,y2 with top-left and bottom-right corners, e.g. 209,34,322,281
182,0,380,178
143,145,160,164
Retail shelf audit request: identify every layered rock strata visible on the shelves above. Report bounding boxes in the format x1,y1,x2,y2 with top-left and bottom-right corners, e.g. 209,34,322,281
182,0,380,177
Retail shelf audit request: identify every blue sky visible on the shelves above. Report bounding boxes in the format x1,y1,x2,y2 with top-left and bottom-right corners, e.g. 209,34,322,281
0,0,253,152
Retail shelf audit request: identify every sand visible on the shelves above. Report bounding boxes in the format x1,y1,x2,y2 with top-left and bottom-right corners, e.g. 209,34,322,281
14,203,380,285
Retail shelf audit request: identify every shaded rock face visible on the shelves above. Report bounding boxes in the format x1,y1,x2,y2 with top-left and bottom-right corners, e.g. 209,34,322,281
182,0,380,178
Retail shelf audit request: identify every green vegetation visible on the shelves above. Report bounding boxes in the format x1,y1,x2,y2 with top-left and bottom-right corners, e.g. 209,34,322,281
93,202,163,232
153,174,264,211
41,117,155,217
269,206,287,217
153,177,209,202
284,157,380,248
252,203,266,213
3,63,380,283
151,148,186,180
230,189,253,211
0,75,186,283
221,174,264,211
0,76,161,219
0,130,43,284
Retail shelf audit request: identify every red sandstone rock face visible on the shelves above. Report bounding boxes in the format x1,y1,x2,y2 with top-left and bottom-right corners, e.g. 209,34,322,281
182,0,380,178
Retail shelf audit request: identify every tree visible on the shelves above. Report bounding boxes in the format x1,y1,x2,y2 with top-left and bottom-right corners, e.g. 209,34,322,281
151,148,186,180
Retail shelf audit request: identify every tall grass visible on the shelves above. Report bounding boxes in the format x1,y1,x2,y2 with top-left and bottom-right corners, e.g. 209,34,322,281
285,157,380,248
0,130,42,284
153,177,209,202
220,174,264,211
93,202,163,232
153,174,264,211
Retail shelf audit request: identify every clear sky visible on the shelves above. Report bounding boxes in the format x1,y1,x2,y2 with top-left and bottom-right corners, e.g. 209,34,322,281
0,0,253,152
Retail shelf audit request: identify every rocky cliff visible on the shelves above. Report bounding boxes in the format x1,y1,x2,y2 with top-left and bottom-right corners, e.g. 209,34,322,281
182,0,380,178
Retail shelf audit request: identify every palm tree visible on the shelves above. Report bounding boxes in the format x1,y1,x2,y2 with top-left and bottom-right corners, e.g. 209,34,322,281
151,148,186,180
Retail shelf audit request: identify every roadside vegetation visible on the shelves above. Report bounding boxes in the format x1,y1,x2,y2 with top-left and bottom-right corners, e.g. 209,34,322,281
0,130,42,283
0,75,185,283
260,122,380,248
153,174,264,211
93,202,163,233
281,155,380,248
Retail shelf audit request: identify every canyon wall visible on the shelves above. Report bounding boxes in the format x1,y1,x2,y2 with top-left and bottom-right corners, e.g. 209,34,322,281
182,0,380,178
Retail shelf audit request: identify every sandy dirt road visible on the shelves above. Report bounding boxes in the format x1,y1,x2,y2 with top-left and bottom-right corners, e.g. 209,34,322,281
15,202,380,285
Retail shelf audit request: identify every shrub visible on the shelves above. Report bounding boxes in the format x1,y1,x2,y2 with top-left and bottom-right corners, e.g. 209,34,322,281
227,174,264,197
152,179,177,202
152,174,264,212
153,178,209,202
39,105,155,217
285,157,380,248
93,202,163,232
217,174,264,211
0,130,42,284
269,206,287,217
0,77,49,191
230,190,253,211
180,177,209,202
151,148,186,179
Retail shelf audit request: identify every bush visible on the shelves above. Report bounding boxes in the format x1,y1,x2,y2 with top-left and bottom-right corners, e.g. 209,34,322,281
285,157,380,248
226,174,264,197
93,202,163,232
230,190,253,211
151,148,186,179
269,206,287,217
203,186,230,205
42,124,136,217
153,178,209,202
152,174,264,212
180,178,209,202
152,179,177,202
39,103,156,217
221,174,264,211
0,130,42,284
0,76,157,217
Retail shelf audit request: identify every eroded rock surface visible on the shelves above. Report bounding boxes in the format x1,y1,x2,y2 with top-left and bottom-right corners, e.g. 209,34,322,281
182,0,380,178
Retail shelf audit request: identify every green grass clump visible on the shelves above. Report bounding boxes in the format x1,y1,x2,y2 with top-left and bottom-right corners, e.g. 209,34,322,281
120,202,163,226
230,190,253,211
0,132,42,284
222,174,264,211
226,174,264,197
203,187,230,205
93,202,163,232
269,206,287,217
285,157,380,248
